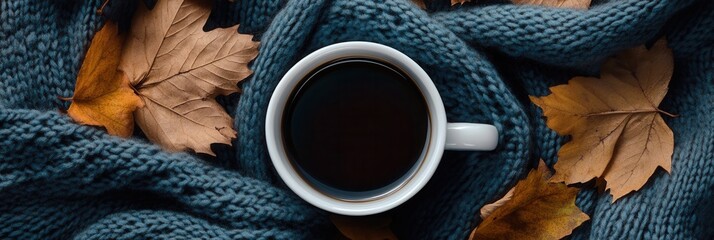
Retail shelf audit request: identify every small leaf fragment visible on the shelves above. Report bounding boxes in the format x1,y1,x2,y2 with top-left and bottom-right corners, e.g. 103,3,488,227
67,21,143,137
471,160,589,240
480,188,514,219
331,214,398,240
412,0,471,9
452,0,472,6
530,38,675,201
512,0,591,9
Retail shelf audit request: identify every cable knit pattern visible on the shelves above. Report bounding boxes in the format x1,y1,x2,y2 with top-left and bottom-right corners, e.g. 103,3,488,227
434,0,698,67
1,0,712,239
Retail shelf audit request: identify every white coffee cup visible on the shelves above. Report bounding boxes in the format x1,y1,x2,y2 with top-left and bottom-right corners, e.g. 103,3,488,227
265,42,498,216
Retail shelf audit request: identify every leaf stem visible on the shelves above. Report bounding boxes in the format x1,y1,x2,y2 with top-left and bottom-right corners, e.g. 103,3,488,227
657,109,678,118
585,109,678,118
97,0,110,15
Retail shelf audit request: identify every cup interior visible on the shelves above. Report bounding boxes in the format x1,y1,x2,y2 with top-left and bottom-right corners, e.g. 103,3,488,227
265,41,447,216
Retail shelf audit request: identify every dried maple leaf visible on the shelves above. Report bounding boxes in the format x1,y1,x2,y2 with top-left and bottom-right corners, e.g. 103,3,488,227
66,21,143,137
330,214,398,240
512,0,591,9
530,39,675,201
470,160,589,240
118,0,259,155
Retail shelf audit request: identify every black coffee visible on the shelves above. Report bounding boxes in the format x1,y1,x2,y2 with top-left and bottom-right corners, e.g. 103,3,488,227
283,58,429,194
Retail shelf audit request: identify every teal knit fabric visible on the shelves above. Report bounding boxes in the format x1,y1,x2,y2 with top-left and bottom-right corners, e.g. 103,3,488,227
1,0,712,239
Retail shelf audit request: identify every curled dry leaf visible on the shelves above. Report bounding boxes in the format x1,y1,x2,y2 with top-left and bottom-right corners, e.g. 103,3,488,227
530,39,675,201
512,0,591,9
330,214,398,240
118,0,259,155
479,188,514,219
470,160,589,240
66,21,143,137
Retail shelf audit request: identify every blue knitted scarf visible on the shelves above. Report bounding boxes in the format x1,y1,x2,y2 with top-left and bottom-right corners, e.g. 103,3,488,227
1,0,712,239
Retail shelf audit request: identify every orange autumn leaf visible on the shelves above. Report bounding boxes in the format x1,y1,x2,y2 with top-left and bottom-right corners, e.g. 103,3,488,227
66,21,142,137
530,38,675,201
512,0,591,9
330,214,398,240
470,160,589,240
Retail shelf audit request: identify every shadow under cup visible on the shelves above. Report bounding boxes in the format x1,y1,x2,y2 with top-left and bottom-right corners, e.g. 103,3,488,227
280,57,432,201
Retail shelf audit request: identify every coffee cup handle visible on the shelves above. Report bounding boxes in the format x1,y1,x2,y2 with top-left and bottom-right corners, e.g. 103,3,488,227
444,123,498,151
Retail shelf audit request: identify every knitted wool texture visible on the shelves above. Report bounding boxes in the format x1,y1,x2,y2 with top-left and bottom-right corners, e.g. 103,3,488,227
1,0,712,239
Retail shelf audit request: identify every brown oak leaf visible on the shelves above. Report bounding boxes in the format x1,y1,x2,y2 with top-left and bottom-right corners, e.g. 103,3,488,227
118,0,259,155
470,160,589,240
530,39,675,201
66,21,143,137
512,0,591,9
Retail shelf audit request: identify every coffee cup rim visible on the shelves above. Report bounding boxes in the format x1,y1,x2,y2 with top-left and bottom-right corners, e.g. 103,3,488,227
265,41,447,216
